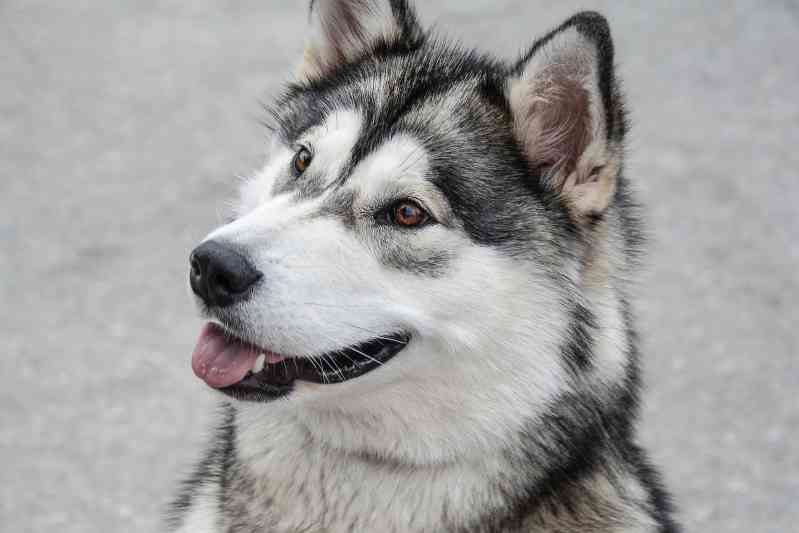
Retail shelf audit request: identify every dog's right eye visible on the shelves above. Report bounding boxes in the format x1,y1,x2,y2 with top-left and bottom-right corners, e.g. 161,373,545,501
292,146,313,176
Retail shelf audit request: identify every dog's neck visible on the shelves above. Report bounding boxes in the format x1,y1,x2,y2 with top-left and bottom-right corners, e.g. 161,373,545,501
221,405,655,533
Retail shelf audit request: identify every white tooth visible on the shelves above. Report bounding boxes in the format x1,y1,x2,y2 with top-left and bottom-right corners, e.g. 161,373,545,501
252,353,266,373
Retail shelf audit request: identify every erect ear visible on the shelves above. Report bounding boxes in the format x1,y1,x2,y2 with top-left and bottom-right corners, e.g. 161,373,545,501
508,12,626,217
298,0,424,81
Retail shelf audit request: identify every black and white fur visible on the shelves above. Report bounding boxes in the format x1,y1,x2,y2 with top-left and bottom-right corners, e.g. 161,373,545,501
168,1,679,531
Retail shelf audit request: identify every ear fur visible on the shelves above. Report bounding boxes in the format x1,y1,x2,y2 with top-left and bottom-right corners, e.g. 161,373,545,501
298,0,424,81
508,12,626,216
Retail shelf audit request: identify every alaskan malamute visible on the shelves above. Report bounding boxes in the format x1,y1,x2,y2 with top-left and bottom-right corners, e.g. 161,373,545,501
169,1,679,531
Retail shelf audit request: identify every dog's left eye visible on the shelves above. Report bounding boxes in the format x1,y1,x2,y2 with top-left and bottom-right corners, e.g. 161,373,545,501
292,146,313,175
386,200,430,228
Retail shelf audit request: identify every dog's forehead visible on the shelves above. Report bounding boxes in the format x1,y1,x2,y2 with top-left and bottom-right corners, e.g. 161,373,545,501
274,48,500,149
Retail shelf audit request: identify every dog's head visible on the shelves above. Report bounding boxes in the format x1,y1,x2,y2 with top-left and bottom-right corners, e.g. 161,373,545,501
188,0,633,464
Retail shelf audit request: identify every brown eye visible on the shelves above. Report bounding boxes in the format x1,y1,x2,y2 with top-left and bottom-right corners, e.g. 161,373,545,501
392,201,428,227
292,147,312,175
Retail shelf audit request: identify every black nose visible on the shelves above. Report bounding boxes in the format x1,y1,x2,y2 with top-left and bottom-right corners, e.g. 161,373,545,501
189,240,262,308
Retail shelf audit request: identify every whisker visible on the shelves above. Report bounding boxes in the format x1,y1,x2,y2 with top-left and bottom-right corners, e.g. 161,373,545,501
338,322,409,345
324,352,346,380
336,349,358,367
314,329,384,368
345,344,384,367
318,353,343,381
303,354,329,384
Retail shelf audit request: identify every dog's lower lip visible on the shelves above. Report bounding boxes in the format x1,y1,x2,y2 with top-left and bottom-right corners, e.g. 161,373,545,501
218,332,411,403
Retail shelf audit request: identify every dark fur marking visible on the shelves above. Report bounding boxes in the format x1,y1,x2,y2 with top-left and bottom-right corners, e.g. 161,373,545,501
561,302,598,372
165,403,235,531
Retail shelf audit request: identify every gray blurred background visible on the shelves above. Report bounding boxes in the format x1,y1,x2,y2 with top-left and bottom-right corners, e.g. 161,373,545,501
2,1,797,532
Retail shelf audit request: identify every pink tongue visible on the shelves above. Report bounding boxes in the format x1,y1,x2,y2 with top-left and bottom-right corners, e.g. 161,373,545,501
192,323,259,388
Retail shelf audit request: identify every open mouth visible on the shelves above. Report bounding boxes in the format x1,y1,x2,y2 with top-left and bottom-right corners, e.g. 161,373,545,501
191,322,410,402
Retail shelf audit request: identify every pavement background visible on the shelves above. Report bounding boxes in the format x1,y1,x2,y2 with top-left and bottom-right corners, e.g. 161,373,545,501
1,1,797,532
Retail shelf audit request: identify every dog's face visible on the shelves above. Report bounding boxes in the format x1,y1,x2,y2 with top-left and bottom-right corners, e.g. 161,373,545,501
188,1,627,464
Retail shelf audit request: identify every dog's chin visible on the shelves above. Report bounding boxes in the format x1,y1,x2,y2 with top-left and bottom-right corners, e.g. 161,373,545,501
190,320,411,403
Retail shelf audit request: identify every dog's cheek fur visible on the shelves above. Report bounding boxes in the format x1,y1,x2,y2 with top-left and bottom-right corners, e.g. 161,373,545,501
287,239,632,467
260,246,574,465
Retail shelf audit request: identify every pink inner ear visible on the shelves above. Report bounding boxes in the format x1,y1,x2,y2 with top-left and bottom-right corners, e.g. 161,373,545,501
520,72,592,188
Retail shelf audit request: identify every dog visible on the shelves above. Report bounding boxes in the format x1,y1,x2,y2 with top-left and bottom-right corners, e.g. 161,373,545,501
167,1,679,531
